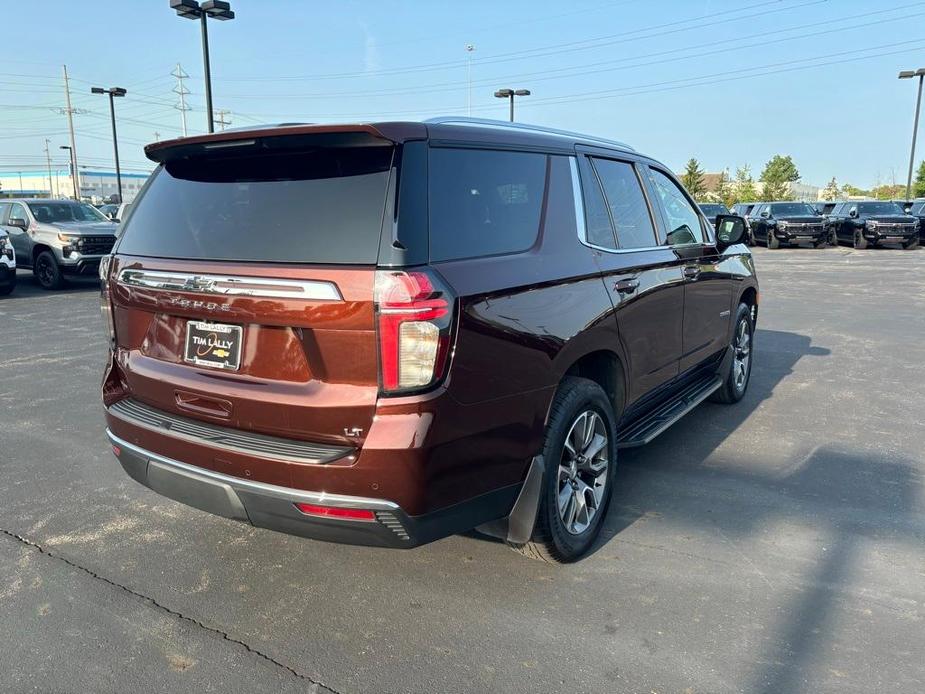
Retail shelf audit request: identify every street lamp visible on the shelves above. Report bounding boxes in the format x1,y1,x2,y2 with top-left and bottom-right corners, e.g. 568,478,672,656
91,86,127,202
59,145,78,199
898,68,925,200
494,88,531,122
169,0,235,133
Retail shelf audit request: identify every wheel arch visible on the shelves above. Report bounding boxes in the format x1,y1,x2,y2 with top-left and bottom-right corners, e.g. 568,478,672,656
557,349,626,423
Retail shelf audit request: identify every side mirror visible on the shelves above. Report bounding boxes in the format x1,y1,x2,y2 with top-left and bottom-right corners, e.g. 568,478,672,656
848,208,858,218
715,214,746,250
8,217,27,230
759,209,770,218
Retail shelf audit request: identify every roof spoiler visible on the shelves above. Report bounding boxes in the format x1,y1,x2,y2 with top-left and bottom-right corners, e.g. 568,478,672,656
145,122,426,164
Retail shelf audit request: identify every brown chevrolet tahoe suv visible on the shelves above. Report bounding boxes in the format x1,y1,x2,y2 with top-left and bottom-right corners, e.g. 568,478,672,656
101,118,757,562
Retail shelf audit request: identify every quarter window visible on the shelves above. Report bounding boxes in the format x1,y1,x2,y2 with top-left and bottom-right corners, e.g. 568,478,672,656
429,148,547,261
590,158,657,250
648,169,705,246
577,156,617,249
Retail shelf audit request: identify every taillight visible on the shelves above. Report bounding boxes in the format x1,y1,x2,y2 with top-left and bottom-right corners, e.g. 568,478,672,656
99,255,116,347
375,269,454,394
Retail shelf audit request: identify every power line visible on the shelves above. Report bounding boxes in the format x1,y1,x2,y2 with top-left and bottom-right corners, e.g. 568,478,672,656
202,0,819,83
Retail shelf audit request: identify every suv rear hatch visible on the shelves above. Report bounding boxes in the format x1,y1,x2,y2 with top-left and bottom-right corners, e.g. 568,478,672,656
106,128,401,452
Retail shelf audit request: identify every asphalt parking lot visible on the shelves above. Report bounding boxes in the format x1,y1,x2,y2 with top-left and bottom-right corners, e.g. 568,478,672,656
1,246,923,693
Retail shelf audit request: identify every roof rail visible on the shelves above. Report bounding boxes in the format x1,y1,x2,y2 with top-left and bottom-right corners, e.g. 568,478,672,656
424,116,634,152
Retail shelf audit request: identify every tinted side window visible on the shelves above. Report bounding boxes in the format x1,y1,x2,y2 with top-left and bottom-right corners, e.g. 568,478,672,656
648,169,705,246
429,148,547,261
0,203,9,224
577,156,617,249
591,158,656,249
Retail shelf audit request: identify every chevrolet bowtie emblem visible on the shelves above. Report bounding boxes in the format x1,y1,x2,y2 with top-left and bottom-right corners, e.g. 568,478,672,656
185,276,215,291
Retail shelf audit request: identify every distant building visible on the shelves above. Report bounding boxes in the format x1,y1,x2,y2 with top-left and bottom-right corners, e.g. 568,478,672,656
0,168,151,203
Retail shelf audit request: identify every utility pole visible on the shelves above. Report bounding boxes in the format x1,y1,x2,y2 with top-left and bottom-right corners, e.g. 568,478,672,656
43,138,55,198
172,63,191,137
62,65,80,199
214,109,231,131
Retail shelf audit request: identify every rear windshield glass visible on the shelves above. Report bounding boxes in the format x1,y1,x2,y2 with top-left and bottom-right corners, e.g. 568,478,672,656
117,145,393,263
429,148,547,262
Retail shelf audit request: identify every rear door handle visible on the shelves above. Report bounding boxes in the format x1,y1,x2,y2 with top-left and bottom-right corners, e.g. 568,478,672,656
683,265,701,280
614,278,639,294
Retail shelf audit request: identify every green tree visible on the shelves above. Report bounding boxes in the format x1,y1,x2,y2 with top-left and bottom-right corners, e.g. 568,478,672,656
913,160,925,198
680,158,706,198
841,183,869,197
734,165,758,202
821,177,839,201
759,154,800,201
715,169,736,208
871,184,905,200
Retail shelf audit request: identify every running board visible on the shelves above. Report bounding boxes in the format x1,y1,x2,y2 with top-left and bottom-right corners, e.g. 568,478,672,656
617,375,723,448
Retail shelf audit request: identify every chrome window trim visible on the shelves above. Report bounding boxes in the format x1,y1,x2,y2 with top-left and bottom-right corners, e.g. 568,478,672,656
117,269,342,300
570,155,700,255
107,430,399,510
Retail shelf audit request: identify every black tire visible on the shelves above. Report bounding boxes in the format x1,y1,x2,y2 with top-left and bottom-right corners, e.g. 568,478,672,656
902,237,919,250
767,232,780,249
829,231,839,246
509,377,617,563
853,230,868,250
0,274,14,296
813,239,826,248
710,303,753,404
34,251,64,290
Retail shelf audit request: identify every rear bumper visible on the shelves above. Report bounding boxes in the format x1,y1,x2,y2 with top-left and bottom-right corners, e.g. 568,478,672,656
107,430,519,549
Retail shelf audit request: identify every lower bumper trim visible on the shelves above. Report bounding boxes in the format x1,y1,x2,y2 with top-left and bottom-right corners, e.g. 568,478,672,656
107,430,521,549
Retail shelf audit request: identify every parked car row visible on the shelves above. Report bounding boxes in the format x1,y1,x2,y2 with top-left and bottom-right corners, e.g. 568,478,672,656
703,200,921,250
0,199,119,290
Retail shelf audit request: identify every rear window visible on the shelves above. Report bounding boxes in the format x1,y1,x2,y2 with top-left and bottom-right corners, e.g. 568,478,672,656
428,148,547,262
117,145,394,263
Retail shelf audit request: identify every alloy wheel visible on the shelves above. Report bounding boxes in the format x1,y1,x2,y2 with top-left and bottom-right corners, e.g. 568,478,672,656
557,410,609,535
733,317,751,392
37,257,55,287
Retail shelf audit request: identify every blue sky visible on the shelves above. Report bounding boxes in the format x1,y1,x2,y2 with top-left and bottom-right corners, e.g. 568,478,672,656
3,0,925,189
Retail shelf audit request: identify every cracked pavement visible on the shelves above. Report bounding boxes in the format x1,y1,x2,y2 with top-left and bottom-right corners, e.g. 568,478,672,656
0,247,923,693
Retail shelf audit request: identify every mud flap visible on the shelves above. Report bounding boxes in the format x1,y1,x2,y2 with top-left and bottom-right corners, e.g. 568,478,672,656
476,455,544,544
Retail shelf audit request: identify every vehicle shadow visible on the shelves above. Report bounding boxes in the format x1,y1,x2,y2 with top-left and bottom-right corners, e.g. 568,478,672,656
6,270,100,299
601,328,830,545
468,329,829,553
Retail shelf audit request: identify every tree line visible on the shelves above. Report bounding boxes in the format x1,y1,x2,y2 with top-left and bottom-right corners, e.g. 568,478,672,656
679,156,925,207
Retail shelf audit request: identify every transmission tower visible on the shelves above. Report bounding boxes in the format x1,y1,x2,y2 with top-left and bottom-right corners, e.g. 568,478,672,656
172,63,191,137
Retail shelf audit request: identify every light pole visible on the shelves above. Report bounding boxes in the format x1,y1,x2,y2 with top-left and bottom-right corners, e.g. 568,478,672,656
91,86,126,202
466,44,475,116
59,145,78,199
494,88,531,122
899,68,925,200
170,0,235,134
